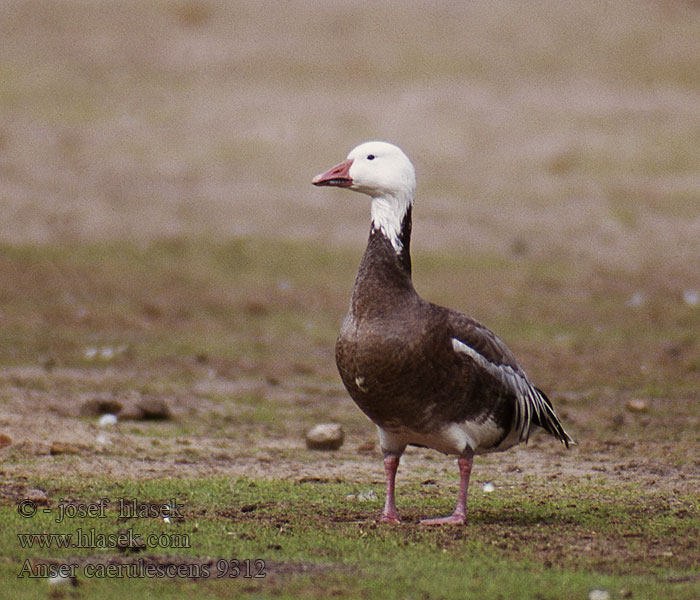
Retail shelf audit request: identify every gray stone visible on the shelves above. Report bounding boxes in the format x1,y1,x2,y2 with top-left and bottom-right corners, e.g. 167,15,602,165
305,423,344,451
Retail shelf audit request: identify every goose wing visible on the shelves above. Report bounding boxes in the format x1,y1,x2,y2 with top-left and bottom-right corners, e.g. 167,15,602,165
445,310,573,447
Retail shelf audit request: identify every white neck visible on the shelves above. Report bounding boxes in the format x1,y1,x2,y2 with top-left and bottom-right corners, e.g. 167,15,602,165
370,191,413,253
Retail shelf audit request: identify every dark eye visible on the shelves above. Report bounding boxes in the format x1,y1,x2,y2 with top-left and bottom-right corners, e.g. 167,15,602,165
367,154,375,161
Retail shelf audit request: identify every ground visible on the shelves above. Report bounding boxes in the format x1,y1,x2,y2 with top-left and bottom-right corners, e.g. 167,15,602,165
0,1,699,599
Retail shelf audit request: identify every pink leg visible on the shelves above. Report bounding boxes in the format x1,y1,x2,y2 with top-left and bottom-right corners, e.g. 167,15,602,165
421,455,473,526
379,454,401,524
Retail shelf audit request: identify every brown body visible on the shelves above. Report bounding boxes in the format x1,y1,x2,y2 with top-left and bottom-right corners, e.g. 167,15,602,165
314,141,572,524
336,227,520,444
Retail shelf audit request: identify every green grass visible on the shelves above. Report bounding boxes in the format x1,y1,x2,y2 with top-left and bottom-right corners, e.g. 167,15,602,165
2,476,698,599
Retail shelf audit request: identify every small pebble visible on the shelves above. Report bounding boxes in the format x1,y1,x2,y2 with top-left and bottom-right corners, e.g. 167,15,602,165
25,488,50,505
357,489,377,502
136,398,172,420
482,482,495,493
83,345,129,362
100,347,115,360
588,589,610,600
79,398,123,417
305,423,344,451
118,406,146,421
98,414,118,427
625,399,648,413
683,289,699,306
48,573,77,587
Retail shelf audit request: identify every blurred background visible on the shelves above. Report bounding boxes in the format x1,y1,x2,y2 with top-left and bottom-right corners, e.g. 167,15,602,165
2,6,698,587
1,0,699,268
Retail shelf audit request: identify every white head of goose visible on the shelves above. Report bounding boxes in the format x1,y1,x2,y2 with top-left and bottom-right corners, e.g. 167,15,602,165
313,141,573,525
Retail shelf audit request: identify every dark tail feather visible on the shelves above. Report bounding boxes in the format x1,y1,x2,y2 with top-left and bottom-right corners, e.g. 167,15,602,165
533,387,575,448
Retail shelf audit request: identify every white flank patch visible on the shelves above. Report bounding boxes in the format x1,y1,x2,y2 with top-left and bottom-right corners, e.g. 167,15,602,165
442,419,507,455
370,195,411,253
377,418,504,457
378,424,464,456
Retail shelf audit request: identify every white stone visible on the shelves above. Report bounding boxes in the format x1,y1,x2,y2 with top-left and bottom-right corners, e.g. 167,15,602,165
98,414,118,427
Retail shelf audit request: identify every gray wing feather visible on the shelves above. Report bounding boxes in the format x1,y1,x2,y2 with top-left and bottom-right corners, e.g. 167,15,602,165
446,311,573,446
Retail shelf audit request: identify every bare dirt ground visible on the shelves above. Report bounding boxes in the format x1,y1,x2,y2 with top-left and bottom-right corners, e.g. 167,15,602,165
1,363,697,499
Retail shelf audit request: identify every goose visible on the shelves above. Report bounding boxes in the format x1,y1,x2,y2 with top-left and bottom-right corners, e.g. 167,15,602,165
312,141,573,525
